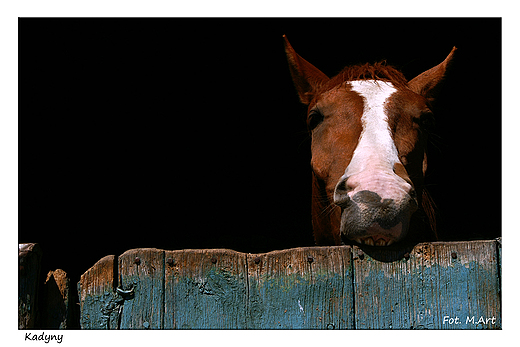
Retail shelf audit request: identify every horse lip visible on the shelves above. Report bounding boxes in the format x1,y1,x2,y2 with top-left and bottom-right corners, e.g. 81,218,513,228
355,237,395,247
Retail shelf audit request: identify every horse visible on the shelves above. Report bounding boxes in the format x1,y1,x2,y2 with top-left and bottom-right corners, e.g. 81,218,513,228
284,35,456,246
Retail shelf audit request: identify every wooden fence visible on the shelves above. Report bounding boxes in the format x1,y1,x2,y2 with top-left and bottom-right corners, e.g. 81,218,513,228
19,243,76,329
19,243,42,329
74,239,501,329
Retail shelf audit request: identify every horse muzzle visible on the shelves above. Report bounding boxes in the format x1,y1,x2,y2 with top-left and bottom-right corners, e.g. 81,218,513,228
333,171,418,246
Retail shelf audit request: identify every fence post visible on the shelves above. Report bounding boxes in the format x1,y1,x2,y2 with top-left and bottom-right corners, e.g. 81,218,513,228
78,255,117,329
19,243,43,329
41,269,74,329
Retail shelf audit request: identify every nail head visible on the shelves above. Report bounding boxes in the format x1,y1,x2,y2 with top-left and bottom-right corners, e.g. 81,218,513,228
134,257,141,265
451,252,457,259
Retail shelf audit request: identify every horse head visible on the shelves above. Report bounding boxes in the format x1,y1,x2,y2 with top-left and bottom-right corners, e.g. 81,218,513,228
284,35,455,246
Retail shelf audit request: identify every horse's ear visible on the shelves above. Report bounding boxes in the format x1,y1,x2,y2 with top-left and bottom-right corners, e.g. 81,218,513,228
408,46,457,103
284,35,329,105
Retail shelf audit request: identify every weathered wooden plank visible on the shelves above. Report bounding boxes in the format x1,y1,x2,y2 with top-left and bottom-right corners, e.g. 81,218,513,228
163,249,249,329
118,248,165,329
247,246,353,329
19,243,43,329
41,269,72,329
353,240,501,329
78,254,118,329
78,240,501,330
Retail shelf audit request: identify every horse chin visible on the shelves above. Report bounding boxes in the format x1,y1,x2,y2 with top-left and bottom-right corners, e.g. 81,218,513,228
353,222,405,246
341,222,409,247
339,209,412,247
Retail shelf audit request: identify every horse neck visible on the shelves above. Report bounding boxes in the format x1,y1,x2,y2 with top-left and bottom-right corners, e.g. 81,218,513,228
311,172,342,245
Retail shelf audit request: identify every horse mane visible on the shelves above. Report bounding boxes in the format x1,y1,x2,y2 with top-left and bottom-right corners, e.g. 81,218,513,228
322,61,409,92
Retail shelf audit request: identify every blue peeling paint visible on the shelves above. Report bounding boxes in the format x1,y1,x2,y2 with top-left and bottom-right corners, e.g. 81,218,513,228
79,241,501,329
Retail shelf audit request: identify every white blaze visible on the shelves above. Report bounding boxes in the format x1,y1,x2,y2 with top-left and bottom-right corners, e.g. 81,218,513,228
342,80,401,192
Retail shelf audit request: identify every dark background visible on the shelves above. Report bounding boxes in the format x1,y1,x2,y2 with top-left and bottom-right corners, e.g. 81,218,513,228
19,18,501,285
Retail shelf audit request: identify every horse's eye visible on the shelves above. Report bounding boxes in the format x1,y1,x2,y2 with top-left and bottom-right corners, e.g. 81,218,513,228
419,111,435,131
308,110,324,130
414,111,435,131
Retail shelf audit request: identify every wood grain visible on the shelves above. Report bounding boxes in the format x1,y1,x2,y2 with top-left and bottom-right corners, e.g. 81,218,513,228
78,254,117,329
19,243,43,329
352,240,501,329
118,248,165,329
41,269,71,329
77,240,501,329
164,248,249,329
247,246,353,329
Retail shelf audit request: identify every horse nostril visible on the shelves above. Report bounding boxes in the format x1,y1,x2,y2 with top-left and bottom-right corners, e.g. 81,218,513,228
334,178,351,207
336,179,348,193
381,199,392,208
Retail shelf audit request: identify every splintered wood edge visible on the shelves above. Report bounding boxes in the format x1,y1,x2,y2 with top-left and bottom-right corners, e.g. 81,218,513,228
120,245,351,257
82,241,497,280
79,254,116,299
45,269,70,299
79,241,498,295
19,243,42,257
